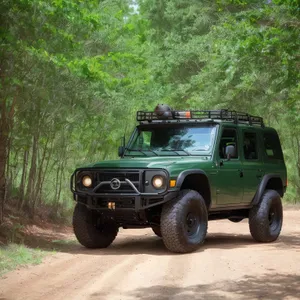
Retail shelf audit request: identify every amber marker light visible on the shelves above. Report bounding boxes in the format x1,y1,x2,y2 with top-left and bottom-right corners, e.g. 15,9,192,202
185,111,191,118
170,180,176,188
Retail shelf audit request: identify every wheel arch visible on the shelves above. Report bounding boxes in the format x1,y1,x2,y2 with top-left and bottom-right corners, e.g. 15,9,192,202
252,174,284,205
176,169,211,209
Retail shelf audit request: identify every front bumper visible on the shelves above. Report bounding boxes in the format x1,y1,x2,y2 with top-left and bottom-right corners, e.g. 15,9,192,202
73,190,178,211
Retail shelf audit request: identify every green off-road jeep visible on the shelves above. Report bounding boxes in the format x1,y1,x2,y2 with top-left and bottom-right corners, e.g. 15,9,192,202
70,104,287,253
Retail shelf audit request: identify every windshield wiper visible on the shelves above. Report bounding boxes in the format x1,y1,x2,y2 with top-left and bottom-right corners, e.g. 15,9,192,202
126,148,158,156
161,149,190,156
126,148,147,156
190,147,209,151
142,149,158,156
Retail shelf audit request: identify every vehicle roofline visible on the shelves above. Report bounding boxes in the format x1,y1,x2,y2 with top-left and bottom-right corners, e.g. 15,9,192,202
136,120,277,131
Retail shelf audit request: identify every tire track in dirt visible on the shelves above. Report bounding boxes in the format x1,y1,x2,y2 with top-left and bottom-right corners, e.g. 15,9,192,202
85,256,170,300
1,254,143,300
85,253,194,300
0,210,300,300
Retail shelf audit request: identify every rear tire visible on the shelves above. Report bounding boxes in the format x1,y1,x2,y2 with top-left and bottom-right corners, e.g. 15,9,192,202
160,189,208,253
151,226,162,237
249,189,283,242
73,203,118,248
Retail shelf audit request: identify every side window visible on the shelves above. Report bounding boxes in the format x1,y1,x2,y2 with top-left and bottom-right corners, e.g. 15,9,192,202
264,132,283,160
219,128,238,159
243,132,258,160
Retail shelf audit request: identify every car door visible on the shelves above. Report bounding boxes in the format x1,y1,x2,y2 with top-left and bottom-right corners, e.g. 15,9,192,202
215,126,244,205
241,129,264,204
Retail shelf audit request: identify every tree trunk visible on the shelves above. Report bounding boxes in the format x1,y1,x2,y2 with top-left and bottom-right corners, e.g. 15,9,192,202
37,137,54,206
5,126,12,201
19,149,29,210
0,99,8,224
25,132,39,216
54,162,61,210
55,162,64,215
32,137,49,211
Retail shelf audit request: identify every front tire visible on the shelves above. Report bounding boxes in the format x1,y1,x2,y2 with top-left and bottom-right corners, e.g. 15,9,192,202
160,190,208,253
73,203,118,248
249,189,283,242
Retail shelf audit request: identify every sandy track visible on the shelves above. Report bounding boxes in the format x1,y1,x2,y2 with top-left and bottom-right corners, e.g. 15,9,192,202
1,209,300,300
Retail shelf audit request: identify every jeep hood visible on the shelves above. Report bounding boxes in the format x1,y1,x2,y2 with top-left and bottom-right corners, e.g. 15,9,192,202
86,156,212,175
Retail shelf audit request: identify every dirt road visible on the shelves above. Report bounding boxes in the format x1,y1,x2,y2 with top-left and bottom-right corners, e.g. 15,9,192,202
1,209,300,300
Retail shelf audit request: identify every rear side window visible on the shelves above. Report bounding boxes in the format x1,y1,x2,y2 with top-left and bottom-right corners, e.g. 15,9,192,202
263,132,283,160
243,132,258,160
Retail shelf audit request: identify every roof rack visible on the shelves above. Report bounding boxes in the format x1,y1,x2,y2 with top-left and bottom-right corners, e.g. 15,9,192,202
136,109,264,127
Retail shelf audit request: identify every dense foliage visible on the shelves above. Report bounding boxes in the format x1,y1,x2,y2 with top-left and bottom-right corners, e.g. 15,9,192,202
0,0,299,222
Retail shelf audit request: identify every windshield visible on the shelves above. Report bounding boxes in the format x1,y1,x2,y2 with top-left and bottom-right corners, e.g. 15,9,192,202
125,124,217,156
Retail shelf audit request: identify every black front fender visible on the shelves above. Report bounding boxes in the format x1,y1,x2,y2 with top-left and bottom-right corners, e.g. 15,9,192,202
174,169,211,208
176,169,208,188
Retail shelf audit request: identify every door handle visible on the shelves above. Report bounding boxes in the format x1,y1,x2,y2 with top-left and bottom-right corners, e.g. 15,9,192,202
238,169,244,178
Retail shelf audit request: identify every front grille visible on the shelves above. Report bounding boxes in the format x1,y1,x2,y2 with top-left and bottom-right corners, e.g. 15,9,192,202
94,170,141,193
97,173,139,182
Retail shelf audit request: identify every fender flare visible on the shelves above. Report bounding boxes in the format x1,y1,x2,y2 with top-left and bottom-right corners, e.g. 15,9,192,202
252,174,284,205
175,169,211,207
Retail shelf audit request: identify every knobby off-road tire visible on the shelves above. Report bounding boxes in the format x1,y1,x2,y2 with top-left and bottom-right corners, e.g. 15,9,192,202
151,226,162,237
249,189,283,243
73,203,118,248
160,189,208,253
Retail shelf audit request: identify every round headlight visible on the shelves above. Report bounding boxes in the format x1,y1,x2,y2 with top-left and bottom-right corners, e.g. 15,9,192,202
82,175,92,187
152,175,164,189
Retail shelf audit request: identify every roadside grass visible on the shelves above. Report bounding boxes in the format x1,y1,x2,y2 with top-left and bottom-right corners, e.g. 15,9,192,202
0,244,51,276
52,239,78,246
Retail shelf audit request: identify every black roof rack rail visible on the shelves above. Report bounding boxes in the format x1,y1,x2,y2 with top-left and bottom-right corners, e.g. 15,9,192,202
136,109,264,127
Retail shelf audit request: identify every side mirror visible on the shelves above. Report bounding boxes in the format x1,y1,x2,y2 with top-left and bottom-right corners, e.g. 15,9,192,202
118,146,125,157
225,145,236,161
118,134,126,157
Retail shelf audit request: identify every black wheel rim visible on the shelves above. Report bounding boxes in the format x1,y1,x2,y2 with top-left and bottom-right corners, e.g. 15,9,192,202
185,212,200,237
268,203,280,231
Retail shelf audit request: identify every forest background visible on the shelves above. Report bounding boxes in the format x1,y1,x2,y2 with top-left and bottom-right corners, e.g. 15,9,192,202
1,0,299,225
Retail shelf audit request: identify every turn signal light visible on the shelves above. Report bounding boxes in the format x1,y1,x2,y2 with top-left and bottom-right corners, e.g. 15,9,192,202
185,111,191,118
170,180,176,188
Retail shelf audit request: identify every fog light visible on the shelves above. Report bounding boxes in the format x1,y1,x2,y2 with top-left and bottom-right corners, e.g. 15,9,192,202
108,202,115,210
